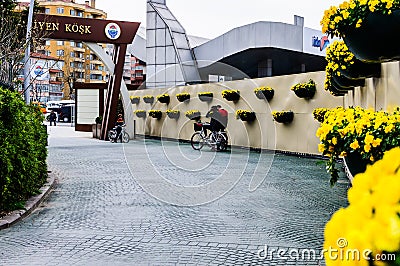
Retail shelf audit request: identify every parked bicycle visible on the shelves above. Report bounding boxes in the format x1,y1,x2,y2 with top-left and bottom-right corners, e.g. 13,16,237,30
108,124,130,143
190,122,228,151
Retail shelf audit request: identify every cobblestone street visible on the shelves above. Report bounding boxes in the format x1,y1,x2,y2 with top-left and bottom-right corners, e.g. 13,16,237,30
0,125,349,265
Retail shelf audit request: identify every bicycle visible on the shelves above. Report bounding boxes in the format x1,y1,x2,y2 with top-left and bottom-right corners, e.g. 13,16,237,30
190,122,228,151
108,124,130,143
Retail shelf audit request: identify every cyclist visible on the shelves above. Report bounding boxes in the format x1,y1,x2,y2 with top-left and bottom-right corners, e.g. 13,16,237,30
216,105,228,131
114,114,124,142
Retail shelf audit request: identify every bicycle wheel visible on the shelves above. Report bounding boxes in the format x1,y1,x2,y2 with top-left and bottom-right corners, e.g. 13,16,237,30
217,133,228,151
122,132,130,143
108,130,115,143
191,132,205,150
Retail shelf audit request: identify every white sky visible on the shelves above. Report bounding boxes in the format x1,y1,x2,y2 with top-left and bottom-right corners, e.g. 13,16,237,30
92,0,344,39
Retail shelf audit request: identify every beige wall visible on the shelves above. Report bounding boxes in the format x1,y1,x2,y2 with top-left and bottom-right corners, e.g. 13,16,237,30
129,71,345,155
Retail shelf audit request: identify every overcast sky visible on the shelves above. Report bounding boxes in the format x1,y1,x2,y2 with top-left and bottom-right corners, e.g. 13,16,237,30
92,0,344,39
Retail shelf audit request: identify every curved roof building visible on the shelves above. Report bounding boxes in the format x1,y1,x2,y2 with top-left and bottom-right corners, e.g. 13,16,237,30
129,0,333,89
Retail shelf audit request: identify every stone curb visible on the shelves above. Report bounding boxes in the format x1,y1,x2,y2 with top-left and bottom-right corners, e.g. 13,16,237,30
0,172,56,230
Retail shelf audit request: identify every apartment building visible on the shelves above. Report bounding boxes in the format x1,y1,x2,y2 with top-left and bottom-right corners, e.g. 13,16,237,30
34,0,107,99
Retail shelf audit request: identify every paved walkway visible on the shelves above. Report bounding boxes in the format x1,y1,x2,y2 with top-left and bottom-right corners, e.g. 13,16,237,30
0,124,349,265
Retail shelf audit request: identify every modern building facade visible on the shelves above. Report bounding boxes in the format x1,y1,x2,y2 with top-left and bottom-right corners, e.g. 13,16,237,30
128,0,336,90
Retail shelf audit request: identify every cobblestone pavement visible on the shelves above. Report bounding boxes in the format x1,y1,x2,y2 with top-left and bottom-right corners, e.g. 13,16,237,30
0,125,350,265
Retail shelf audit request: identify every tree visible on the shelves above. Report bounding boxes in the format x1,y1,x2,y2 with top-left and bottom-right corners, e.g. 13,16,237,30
0,0,43,90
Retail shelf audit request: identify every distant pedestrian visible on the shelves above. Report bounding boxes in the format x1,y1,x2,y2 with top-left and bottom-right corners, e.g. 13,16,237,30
49,110,57,126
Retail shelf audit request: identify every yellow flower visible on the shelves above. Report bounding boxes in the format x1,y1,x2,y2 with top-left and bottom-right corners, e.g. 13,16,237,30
318,144,325,153
332,137,338,145
350,140,360,150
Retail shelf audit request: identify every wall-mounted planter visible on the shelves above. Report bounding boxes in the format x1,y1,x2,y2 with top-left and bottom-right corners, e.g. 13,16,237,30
149,110,162,119
291,79,316,99
176,93,190,102
272,111,294,124
134,110,146,118
157,94,170,104
185,110,201,121
222,90,240,101
130,96,140,104
166,110,180,119
254,87,274,101
236,110,256,122
143,95,154,104
198,92,213,102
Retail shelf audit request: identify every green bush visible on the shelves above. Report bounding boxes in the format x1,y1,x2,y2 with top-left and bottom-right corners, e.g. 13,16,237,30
0,86,48,211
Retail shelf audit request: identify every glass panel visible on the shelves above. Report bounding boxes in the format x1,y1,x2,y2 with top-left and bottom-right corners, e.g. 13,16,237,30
156,47,166,64
165,46,176,64
156,15,165,29
157,8,175,20
177,48,193,63
146,30,156,47
173,33,189,49
156,28,166,46
166,20,184,33
155,65,166,83
147,48,156,65
147,11,156,29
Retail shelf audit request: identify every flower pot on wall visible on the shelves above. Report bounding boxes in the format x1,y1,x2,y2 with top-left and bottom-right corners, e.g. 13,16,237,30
344,152,370,178
255,89,274,101
198,93,213,102
344,10,400,63
272,111,294,124
130,97,140,104
236,110,256,122
222,90,240,102
339,60,381,80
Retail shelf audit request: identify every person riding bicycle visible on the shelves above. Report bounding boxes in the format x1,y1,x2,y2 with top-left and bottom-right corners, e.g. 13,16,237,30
114,114,124,142
206,105,222,133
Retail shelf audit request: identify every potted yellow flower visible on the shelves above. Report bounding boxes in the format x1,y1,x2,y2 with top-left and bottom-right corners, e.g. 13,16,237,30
166,109,180,119
130,96,140,104
134,110,146,118
272,111,294,123
324,147,400,266
143,95,154,104
291,79,316,99
198,92,213,102
176,93,190,102
222,89,240,101
148,110,162,119
254,86,274,101
321,0,400,62
235,110,256,122
185,110,201,121
157,93,170,104
316,106,400,186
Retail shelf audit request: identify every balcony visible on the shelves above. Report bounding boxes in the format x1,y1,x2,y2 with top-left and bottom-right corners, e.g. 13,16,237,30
90,59,103,65
90,70,103,75
72,46,86,53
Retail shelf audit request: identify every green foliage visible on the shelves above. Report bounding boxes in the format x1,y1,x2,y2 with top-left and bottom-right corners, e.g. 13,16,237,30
0,86,48,211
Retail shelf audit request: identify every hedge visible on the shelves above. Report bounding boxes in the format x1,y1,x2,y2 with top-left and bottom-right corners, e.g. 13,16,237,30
0,86,48,211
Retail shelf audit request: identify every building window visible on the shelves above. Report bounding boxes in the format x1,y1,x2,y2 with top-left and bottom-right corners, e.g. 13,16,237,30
70,51,75,57
56,7,64,14
70,9,76,16
45,8,50,14
45,40,51,46
70,62,75,67
77,11,83,17
70,41,75,47
98,66,103,71
56,50,64,56
57,40,64,46
136,72,143,77
76,42,83,48
135,66,143,70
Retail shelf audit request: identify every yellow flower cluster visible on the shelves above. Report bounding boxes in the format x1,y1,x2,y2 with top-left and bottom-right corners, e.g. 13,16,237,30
156,93,170,100
313,108,329,123
148,109,162,119
129,96,140,100
176,93,190,102
321,0,400,38
324,147,400,266
221,89,240,97
134,109,146,118
143,95,154,99
198,92,213,97
254,86,273,93
166,109,179,115
324,41,356,94
291,79,316,98
272,110,294,123
235,109,255,121
185,110,201,120
316,106,400,184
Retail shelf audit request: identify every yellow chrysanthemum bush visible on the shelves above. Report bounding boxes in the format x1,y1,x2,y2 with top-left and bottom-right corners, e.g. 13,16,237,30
327,40,356,75
324,147,400,266
321,0,400,38
316,106,400,185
